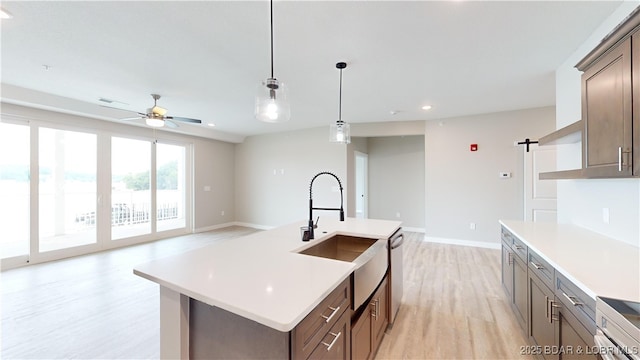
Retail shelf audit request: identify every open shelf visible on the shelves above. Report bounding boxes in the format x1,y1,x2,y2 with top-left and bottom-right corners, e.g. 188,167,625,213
538,120,583,146
539,169,584,180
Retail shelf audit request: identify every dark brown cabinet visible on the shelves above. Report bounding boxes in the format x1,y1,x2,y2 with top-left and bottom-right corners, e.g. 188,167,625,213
528,270,557,359
579,36,633,177
501,228,528,331
308,310,351,360
351,276,388,360
540,9,640,180
501,225,598,359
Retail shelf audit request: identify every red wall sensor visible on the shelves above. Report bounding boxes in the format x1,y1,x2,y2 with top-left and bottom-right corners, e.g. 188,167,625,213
470,144,478,151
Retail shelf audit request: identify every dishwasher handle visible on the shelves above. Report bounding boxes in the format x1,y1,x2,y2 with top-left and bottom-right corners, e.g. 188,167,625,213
390,233,404,249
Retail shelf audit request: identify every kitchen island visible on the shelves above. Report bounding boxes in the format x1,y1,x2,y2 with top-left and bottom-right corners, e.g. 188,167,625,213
134,217,401,359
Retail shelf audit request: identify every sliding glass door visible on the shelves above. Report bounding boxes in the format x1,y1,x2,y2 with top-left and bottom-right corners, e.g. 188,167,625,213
1,117,192,268
111,137,152,240
156,143,186,232
38,127,97,252
0,122,30,259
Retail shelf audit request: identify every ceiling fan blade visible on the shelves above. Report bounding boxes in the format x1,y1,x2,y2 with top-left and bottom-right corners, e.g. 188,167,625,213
120,117,145,121
164,120,179,128
167,116,202,124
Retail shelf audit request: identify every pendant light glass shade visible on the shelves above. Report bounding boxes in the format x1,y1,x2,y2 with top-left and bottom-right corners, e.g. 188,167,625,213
329,121,350,143
256,78,290,123
256,0,290,123
330,62,350,144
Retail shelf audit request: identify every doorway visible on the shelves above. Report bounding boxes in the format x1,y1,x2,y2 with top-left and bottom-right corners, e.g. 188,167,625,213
355,151,368,219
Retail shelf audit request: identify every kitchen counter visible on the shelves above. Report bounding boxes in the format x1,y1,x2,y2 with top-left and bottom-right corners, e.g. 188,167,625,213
499,220,640,303
134,217,401,333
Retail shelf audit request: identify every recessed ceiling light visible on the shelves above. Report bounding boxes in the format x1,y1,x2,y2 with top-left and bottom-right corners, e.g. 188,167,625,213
207,123,215,127
421,105,432,111
0,8,13,19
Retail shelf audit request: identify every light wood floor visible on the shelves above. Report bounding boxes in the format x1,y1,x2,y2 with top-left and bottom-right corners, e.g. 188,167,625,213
2,228,531,359
377,232,532,359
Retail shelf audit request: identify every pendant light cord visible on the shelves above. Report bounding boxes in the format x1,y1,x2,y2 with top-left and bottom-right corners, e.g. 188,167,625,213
338,68,343,122
270,0,274,79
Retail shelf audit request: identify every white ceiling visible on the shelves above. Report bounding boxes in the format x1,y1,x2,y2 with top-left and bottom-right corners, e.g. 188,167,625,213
0,1,623,142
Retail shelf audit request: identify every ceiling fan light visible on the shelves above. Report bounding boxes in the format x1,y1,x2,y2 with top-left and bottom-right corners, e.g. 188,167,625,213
149,105,167,116
255,79,290,123
329,122,350,144
146,117,165,128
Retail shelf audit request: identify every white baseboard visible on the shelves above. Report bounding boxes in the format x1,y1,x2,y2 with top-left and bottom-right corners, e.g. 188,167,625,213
230,222,276,231
193,222,240,233
422,236,500,250
195,222,275,233
402,226,425,233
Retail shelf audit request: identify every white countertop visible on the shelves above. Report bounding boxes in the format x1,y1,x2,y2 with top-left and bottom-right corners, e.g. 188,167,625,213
499,220,640,303
134,217,401,332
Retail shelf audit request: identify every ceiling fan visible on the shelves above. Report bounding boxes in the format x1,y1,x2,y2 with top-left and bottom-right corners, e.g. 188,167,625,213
112,94,203,128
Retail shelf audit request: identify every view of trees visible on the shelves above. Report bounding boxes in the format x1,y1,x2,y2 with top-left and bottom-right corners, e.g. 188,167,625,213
122,160,178,191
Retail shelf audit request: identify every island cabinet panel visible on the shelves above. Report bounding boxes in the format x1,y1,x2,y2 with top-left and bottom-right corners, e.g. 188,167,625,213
189,277,351,360
189,298,290,359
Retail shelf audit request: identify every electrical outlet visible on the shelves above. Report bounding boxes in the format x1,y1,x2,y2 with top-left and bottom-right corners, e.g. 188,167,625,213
470,222,476,230
396,212,401,218
602,208,609,224
221,210,225,216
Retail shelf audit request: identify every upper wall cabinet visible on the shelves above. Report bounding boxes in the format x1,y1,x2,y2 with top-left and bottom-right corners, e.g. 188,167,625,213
575,7,640,178
541,7,640,180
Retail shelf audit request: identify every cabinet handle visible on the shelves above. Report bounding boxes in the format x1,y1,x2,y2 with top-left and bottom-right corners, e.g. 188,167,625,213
321,306,341,323
371,300,377,319
619,147,623,171
618,147,631,171
376,299,380,319
530,261,543,270
514,244,524,251
545,296,550,322
322,331,341,351
546,297,560,323
562,292,583,306
507,252,513,265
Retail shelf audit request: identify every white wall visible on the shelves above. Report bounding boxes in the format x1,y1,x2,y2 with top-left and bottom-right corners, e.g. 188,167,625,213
424,107,556,247
367,136,425,229
193,137,236,231
234,127,348,228
555,1,640,247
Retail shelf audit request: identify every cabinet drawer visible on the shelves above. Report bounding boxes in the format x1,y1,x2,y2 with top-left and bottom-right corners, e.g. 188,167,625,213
501,227,515,244
555,272,596,335
292,277,351,360
528,250,554,290
307,310,350,360
511,236,528,262
501,227,528,261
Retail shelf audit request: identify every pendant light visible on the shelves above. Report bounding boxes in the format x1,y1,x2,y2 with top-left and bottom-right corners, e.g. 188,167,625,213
255,0,290,123
329,62,350,144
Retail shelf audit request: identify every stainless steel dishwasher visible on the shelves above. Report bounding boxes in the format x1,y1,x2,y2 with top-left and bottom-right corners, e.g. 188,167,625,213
388,228,404,326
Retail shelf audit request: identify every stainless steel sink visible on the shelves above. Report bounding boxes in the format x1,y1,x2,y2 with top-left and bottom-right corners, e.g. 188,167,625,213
298,234,388,310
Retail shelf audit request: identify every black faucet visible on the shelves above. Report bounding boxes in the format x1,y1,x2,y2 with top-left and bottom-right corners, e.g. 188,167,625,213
306,171,345,240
